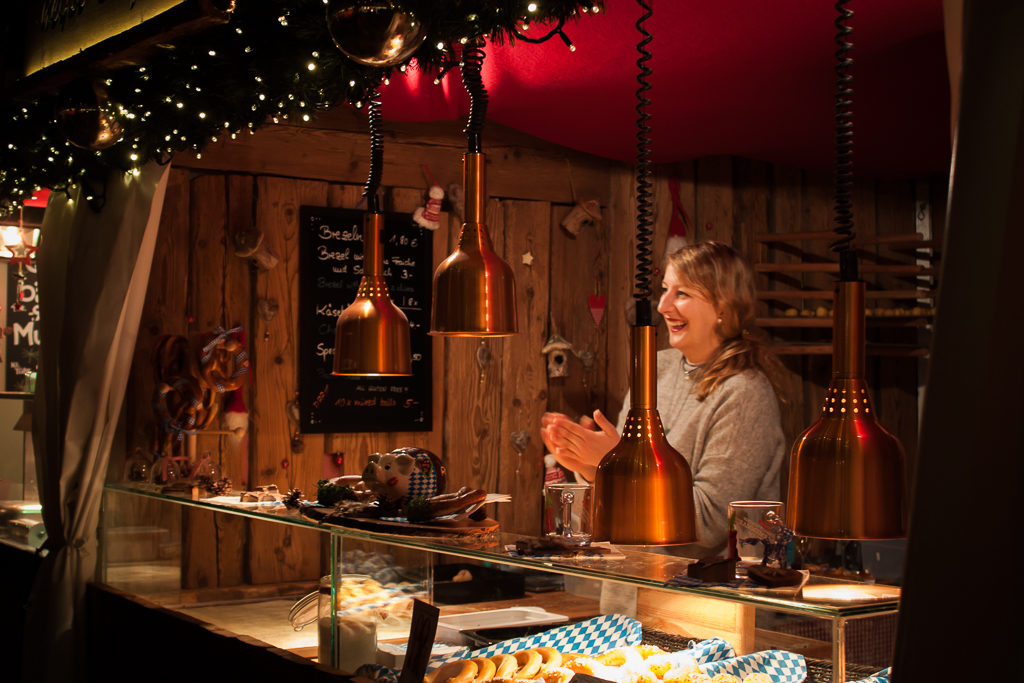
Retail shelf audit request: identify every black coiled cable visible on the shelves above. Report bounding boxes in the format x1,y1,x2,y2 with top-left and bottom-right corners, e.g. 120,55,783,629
364,87,383,213
461,38,488,154
633,0,654,325
831,0,858,281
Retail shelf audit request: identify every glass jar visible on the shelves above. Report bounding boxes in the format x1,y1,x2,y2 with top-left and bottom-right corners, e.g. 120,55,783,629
318,575,378,673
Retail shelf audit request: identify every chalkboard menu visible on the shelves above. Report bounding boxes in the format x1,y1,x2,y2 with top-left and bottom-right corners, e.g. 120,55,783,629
299,206,432,433
5,263,39,393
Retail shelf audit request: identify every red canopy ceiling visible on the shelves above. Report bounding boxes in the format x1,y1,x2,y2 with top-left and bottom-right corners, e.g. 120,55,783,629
380,0,951,177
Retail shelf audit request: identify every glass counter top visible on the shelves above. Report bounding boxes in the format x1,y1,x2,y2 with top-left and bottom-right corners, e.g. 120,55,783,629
104,482,900,619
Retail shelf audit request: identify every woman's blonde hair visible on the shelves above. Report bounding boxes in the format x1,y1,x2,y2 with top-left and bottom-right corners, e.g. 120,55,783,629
666,241,786,401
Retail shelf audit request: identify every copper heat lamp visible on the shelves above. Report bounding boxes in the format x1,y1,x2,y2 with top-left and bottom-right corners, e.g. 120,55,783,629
786,1,906,538
592,0,696,545
430,39,517,337
332,89,412,376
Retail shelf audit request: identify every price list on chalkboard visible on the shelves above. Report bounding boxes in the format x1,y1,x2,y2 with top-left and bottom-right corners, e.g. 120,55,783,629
5,264,39,393
299,206,433,433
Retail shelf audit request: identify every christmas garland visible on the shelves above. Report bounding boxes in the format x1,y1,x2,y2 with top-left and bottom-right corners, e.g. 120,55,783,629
0,0,602,214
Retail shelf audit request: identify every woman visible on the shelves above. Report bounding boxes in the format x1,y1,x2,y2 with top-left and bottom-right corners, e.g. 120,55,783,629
541,241,786,555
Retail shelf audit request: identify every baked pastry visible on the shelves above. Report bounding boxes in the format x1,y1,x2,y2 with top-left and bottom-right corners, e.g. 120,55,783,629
426,660,479,683
514,537,610,557
746,565,803,588
686,556,737,582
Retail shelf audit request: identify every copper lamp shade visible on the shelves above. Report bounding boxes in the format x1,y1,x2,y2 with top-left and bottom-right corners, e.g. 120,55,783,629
332,212,412,376
430,153,517,336
787,281,906,538
593,325,697,545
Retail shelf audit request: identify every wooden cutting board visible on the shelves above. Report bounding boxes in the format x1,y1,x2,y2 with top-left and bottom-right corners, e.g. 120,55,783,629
302,508,499,537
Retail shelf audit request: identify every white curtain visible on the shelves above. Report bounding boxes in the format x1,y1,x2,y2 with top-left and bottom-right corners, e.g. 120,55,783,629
24,162,169,681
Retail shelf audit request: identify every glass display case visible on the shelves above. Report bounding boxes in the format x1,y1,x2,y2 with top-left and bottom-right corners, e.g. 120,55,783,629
101,484,899,683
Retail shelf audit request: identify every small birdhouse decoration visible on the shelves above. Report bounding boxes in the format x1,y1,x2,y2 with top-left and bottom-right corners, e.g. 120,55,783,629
541,334,574,378
560,199,602,236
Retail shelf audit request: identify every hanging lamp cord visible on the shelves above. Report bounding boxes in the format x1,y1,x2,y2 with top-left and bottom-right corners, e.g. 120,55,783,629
831,0,858,281
364,87,383,213
633,0,654,326
462,38,488,154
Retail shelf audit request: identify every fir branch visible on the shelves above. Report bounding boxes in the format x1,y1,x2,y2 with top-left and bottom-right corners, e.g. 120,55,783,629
0,0,601,214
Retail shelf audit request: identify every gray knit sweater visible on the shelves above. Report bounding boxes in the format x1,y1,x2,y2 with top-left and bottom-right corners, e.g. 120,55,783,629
614,348,786,556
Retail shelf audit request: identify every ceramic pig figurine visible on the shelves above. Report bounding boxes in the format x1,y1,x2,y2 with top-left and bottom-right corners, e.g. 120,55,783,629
361,447,446,506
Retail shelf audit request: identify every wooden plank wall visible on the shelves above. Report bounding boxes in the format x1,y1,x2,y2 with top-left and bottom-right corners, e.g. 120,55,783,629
113,114,944,589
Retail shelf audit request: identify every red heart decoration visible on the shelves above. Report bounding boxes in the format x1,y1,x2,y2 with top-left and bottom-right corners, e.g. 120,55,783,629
588,294,606,326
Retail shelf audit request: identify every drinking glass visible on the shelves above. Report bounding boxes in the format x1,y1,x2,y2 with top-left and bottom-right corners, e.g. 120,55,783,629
543,482,593,545
728,500,784,564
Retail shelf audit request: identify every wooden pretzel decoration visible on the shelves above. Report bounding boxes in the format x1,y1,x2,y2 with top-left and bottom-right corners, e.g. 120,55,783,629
153,334,192,384
153,376,204,444
198,326,249,393
150,327,248,451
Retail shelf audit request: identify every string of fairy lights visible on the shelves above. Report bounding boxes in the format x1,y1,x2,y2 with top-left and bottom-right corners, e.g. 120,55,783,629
0,0,601,214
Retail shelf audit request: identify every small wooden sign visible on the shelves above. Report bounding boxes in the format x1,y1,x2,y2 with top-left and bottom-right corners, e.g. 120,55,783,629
298,206,433,433
398,599,440,683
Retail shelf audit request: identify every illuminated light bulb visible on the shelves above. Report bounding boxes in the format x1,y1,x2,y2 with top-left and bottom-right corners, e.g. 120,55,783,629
528,2,538,11
307,62,316,71
199,112,207,118
208,50,217,56
436,41,444,49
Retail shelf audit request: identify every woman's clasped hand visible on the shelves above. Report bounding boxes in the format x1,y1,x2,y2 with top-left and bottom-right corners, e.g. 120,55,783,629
540,409,619,482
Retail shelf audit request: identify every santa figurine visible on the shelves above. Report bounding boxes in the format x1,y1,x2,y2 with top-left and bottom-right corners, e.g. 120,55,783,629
413,184,444,230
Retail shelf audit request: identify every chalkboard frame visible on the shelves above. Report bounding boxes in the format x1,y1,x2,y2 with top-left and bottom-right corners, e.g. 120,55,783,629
298,206,433,434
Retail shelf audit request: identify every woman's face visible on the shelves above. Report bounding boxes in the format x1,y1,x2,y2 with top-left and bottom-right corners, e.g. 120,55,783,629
657,264,723,363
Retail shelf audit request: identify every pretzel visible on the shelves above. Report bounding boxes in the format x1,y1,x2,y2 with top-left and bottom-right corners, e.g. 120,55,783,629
490,655,519,679
198,328,249,392
539,668,575,683
153,335,192,383
535,647,562,673
153,377,204,443
425,488,487,518
597,648,644,669
514,650,543,679
471,658,496,683
426,660,478,683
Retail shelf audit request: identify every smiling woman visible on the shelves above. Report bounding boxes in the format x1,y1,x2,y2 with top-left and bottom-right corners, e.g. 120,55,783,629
541,241,787,555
